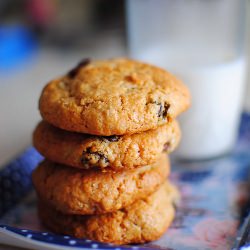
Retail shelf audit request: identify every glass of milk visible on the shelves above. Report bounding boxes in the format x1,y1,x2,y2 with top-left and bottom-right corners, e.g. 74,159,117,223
126,0,247,160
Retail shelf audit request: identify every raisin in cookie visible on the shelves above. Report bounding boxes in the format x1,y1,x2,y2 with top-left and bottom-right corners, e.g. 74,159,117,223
38,182,176,245
39,58,190,135
33,120,180,170
32,154,169,215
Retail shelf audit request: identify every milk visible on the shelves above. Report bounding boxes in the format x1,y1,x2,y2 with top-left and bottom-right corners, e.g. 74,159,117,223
135,48,246,159
174,57,246,159
127,0,246,159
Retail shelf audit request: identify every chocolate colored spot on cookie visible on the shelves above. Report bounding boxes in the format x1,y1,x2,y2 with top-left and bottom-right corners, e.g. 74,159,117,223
100,135,121,142
81,148,109,168
163,142,171,152
146,100,170,119
67,58,91,78
158,102,170,119
157,103,163,117
163,103,170,117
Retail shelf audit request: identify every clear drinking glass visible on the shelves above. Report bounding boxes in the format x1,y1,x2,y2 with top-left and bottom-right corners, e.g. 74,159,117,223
127,0,247,159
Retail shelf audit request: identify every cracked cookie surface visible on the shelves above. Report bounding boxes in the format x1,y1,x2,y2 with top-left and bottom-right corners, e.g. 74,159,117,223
33,120,180,170
32,154,169,215
39,58,190,135
38,182,175,245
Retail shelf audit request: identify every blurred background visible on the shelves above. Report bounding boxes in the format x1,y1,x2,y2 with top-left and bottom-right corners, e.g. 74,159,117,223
0,0,249,166
0,0,126,166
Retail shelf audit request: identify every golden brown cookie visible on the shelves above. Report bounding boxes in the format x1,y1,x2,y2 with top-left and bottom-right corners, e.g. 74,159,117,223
38,182,175,245
39,58,190,135
33,120,180,170
32,154,169,215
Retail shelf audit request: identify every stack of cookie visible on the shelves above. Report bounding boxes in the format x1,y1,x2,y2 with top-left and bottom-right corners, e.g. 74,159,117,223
32,58,190,245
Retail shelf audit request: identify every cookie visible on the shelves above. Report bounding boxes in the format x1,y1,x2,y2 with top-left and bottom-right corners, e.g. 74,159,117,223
33,120,180,170
32,154,169,215
39,58,190,135
38,182,175,245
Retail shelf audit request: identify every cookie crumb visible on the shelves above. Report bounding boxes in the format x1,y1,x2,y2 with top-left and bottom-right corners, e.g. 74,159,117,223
124,74,139,84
